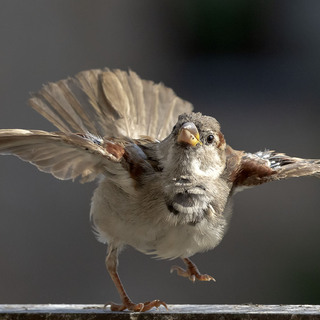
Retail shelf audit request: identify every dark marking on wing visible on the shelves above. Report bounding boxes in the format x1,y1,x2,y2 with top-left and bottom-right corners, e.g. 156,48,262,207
232,157,275,186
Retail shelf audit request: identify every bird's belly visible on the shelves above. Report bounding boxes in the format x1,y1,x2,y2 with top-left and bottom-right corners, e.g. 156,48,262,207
90,179,230,260
93,209,228,260
145,215,228,259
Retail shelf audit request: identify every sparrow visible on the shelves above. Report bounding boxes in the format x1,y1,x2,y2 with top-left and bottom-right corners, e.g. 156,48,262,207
0,69,319,312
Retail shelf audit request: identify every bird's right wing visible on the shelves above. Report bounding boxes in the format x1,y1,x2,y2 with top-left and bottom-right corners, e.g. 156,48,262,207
29,69,193,141
0,129,150,185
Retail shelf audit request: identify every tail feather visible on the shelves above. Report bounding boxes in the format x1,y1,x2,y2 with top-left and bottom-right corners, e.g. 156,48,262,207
29,68,193,140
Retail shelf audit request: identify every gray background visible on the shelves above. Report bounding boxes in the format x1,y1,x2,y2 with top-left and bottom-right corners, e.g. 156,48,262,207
0,0,320,305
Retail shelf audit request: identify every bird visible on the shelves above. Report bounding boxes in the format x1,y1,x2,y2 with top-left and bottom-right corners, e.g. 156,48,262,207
0,68,319,312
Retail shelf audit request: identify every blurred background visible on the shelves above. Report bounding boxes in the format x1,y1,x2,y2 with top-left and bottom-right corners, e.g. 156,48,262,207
0,0,320,306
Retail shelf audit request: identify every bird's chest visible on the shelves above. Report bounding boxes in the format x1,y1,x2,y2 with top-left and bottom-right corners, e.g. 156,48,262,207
160,168,228,226
158,154,226,217
164,182,210,225
144,195,231,259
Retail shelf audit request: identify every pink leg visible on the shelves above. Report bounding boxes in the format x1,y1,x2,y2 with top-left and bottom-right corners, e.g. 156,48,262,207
105,246,168,312
170,257,216,282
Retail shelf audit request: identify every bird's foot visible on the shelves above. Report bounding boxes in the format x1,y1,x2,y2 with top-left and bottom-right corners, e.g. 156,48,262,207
170,263,216,283
106,299,168,312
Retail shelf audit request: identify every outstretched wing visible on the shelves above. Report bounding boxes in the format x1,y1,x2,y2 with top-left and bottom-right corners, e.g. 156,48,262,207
29,69,193,140
227,147,320,188
0,129,146,184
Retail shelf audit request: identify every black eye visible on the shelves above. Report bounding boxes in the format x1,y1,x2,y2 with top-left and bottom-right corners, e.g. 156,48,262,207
206,134,214,144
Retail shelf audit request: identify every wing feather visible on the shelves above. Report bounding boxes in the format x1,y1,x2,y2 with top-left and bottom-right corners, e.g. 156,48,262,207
231,149,320,187
0,129,122,182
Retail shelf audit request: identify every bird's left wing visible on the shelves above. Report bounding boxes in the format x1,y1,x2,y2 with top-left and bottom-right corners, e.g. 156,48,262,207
0,129,139,183
225,146,320,188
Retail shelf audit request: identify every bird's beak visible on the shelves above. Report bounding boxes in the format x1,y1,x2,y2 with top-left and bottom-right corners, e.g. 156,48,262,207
177,122,202,147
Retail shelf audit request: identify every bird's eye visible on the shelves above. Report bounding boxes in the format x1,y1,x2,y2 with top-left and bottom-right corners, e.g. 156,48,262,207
206,134,214,144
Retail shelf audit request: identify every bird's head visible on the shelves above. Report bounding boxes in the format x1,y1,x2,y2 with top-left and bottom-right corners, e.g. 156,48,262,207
173,113,224,148
158,112,227,176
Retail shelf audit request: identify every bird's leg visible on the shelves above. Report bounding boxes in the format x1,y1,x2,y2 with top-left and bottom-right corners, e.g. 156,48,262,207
170,257,216,282
105,245,168,312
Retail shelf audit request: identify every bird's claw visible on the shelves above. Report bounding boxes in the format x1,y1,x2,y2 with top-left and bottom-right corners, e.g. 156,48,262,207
106,299,168,312
170,265,216,282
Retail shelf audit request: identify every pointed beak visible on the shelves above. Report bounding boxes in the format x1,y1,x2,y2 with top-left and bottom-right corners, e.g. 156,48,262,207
177,122,202,147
